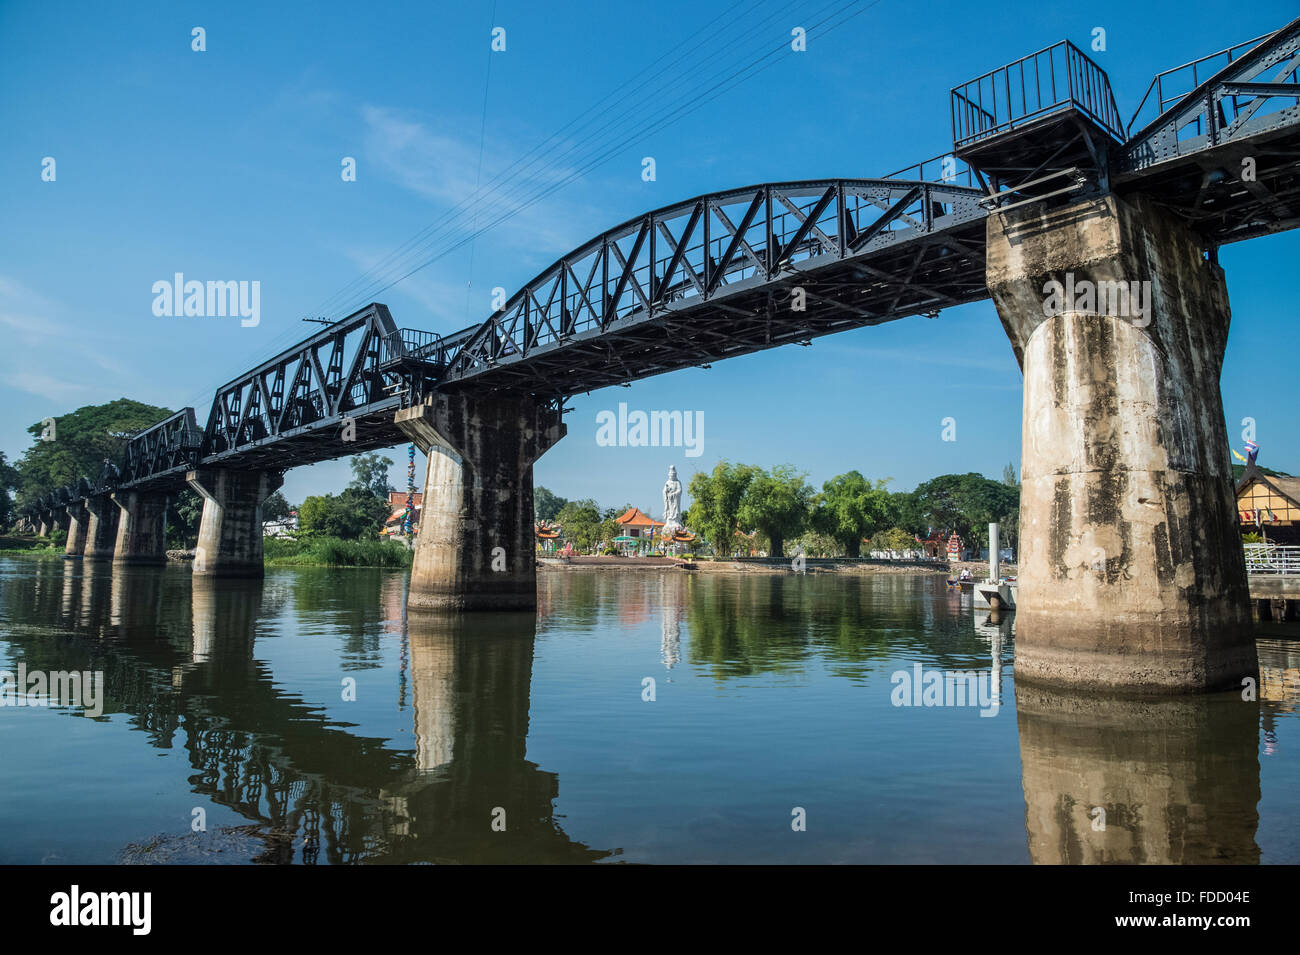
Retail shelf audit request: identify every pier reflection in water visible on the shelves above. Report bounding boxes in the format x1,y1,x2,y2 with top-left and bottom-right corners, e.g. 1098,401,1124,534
1016,685,1261,864
0,557,1295,863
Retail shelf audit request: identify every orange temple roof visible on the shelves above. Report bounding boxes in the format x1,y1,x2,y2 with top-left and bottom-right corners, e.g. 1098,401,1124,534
615,507,663,528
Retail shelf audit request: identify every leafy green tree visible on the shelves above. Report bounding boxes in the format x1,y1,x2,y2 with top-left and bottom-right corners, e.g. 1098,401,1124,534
736,465,813,559
909,473,1019,550
263,490,295,523
14,399,174,505
167,488,204,549
791,529,840,557
685,461,758,556
810,471,895,557
535,486,568,522
555,498,602,553
888,490,923,536
299,487,389,539
869,527,921,552
0,451,16,530
999,463,1021,557
348,453,395,499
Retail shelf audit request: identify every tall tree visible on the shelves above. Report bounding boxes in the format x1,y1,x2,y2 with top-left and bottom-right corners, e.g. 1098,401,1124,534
14,399,174,505
1002,462,1019,486
685,461,758,557
299,488,389,539
348,453,395,500
810,471,894,557
168,488,204,549
555,499,603,553
910,473,1019,549
263,491,295,523
535,486,568,522
0,451,16,530
737,465,813,559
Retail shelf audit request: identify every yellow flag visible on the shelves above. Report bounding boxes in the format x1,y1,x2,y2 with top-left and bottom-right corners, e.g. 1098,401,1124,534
1232,449,1248,463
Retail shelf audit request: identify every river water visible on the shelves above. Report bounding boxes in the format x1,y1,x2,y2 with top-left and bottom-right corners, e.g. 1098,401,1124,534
0,556,1296,864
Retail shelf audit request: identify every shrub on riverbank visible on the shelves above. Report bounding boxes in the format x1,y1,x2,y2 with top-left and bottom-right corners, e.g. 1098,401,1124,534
263,536,413,568
0,535,63,557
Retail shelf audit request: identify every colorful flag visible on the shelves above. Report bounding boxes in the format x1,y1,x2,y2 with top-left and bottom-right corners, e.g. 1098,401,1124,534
1232,449,1248,463
1246,439,1259,463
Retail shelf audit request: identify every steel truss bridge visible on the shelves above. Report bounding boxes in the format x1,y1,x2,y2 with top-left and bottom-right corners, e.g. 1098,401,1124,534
19,17,1300,521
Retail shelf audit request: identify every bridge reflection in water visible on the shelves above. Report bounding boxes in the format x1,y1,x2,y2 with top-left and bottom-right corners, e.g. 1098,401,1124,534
6,559,1295,863
14,560,612,864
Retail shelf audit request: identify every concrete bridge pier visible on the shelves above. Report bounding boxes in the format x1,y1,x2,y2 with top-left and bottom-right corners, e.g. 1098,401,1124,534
83,495,120,560
395,393,566,611
37,514,52,537
187,468,284,578
112,491,169,565
64,501,90,557
987,192,1256,693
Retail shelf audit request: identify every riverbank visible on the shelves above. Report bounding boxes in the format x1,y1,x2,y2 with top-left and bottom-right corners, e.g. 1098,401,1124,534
0,535,63,557
538,554,1018,576
262,537,413,568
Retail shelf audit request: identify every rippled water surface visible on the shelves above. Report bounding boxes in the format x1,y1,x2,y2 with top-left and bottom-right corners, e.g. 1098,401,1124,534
1,557,1296,864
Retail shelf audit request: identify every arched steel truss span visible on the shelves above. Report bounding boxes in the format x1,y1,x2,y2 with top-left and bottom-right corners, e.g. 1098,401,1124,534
404,177,989,398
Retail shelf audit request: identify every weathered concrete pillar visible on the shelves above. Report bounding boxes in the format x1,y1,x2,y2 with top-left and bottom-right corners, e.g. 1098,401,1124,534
83,496,120,560
112,491,169,565
65,501,89,557
186,468,283,578
395,393,565,611
37,515,52,537
987,193,1255,692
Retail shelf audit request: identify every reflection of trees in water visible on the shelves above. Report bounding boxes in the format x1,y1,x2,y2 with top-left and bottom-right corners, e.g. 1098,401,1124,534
1016,684,1261,864
283,567,397,670
2,562,612,864
680,573,998,679
539,569,676,636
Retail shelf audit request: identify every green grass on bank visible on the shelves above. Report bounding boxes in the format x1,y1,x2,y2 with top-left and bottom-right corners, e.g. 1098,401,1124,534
0,535,64,557
263,536,413,568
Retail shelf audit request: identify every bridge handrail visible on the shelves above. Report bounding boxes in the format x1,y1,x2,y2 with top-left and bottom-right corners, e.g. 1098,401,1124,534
950,40,1125,148
1245,543,1300,576
1127,29,1277,136
883,153,976,188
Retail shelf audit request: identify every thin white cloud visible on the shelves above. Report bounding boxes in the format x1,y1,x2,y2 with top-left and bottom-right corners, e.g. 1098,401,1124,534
3,371,96,405
0,277,133,402
358,104,603,261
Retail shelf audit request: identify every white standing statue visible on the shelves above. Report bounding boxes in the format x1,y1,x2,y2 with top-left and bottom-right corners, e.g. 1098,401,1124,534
662,465,683,538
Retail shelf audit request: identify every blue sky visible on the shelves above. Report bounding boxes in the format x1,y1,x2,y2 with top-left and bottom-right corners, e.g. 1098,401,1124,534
2,0,1296,515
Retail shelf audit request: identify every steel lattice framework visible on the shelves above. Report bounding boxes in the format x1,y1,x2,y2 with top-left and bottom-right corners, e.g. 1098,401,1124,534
201,303,405,471
427,177,988,396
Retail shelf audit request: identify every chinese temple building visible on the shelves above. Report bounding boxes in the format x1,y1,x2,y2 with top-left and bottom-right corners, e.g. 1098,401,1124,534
615,507,664,555
535,522,563,554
